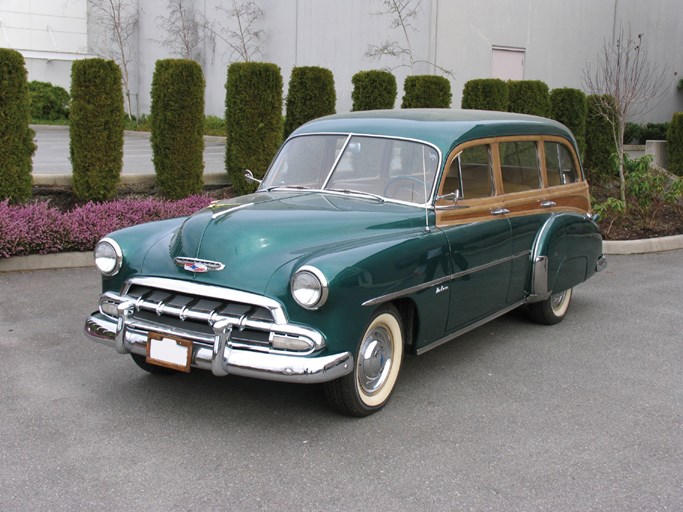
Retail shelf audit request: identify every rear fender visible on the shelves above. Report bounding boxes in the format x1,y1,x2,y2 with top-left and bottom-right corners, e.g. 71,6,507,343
527,213,602,302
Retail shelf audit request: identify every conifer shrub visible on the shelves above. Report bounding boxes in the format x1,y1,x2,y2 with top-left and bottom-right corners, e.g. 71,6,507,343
151,59,205,199
70,58,124,201
284,66,336,138
29,80,70,120
225,62,283,195
585,94,618,181
0,49,36,203
461,78,508,111
550,87,588,157
351,70,397,111
401,75,451,108
508,80,550,117
668,112,683,176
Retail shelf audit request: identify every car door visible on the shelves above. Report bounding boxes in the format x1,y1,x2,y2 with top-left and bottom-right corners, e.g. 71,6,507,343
499,137,588,304
435,141,512,332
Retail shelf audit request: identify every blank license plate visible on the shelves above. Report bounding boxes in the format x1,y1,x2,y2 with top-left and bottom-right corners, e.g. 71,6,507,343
146,333,192,373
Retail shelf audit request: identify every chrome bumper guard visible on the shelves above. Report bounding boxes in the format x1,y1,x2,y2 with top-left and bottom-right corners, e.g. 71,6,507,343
85,311,353,384
596,254,607,273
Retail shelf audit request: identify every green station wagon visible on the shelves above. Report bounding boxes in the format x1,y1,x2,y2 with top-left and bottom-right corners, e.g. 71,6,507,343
86,109,606,416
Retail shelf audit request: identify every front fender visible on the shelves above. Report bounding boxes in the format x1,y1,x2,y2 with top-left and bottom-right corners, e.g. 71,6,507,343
528,213,603,301
264,228,451,354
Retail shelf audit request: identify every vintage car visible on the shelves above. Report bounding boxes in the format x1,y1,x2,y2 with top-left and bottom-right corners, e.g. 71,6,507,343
85,109,606,416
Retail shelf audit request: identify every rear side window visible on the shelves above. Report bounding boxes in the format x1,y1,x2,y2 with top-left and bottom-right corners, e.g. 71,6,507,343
544,142,579,185
499,141,541,192
444,144,493,199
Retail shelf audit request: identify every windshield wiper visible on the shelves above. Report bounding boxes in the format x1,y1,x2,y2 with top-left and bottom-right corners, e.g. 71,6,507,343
325,188,385,203
265,185,315,192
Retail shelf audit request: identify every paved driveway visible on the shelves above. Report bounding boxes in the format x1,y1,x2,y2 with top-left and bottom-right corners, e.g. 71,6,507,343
32,125,226,175
0,251,681,511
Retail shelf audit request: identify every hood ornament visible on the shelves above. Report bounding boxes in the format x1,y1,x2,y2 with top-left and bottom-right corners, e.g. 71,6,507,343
174,257,225,273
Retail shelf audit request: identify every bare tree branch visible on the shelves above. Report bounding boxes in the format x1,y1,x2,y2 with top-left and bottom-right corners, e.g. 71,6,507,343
365,0,453,78
157,0,203,62
88,0,138,119
583,24,671,206
203,1,264,63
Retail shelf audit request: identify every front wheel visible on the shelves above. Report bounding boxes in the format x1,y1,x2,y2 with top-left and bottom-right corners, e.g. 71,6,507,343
528,287,573,325
324,305,404,417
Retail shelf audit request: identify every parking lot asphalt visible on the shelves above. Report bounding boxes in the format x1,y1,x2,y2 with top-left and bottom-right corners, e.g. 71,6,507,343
32,124,226,175
0,251,681,511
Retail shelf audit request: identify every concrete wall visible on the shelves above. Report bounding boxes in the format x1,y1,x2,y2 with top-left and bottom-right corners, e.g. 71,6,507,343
0,0,91,88
4,0,682,122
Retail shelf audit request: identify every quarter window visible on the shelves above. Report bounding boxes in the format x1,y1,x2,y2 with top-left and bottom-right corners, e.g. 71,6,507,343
544,141,579,185
444,144,493,199
499,140,541,192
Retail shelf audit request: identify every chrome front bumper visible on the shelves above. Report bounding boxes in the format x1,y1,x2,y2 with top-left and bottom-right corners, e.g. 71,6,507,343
85,312,353,384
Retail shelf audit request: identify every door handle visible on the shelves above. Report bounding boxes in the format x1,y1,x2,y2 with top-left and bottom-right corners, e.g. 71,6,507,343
540,201,556,208
490,208,510,216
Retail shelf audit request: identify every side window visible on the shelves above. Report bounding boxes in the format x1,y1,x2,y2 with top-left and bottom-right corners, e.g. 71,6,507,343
544,141,579,185
444,144,493,199
499,140,541,192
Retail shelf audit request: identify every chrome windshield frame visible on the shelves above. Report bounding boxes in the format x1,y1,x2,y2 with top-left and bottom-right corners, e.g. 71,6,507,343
259,132,443,208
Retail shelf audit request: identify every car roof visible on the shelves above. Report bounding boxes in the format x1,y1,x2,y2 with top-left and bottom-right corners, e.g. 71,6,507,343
291,108,577,155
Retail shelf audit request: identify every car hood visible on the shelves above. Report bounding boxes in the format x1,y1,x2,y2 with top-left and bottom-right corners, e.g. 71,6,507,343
140,191,428,294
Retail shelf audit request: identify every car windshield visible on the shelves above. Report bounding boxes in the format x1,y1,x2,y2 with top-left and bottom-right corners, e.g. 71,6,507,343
261,134,440,204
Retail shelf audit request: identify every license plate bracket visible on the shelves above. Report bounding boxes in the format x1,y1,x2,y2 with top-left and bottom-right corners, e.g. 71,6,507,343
146,332,192,373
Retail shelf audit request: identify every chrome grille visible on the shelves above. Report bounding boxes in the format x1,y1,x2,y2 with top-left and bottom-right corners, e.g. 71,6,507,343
124,284,276,349
99,276,323,354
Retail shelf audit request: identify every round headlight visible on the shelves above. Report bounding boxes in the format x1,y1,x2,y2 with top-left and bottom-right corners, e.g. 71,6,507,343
291,266,328,310
94,238,122,276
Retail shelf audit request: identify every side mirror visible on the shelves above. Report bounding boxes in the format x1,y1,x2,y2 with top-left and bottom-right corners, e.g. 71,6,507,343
435,189,468,209
244,169,262,185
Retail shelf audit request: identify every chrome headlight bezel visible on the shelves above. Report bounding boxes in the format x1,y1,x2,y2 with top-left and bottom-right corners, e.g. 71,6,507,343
94,237,123,277
290,265,329,310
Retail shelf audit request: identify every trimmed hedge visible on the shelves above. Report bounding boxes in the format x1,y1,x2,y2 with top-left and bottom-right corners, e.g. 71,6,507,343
0,49,36,203
151,59,205,199
668,112,683,176
226,62,283,195
70,58,124,201
401,75,452,108
461,78,508,111
284,66,336,138
351,70,397,111
585,94,618,180
508,80,550,117
550,87,587,157
29,80,70,120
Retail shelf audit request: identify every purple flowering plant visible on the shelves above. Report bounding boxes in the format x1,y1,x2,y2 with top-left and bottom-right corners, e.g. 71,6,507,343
0,196,212,259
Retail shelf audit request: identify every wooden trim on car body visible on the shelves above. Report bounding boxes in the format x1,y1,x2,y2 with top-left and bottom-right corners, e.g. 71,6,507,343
435,135,589,227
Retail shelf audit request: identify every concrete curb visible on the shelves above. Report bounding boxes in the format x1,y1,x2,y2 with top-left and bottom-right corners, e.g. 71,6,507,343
3,235,682,273
32,173,230,187
603,234,683,255
0,252,93,272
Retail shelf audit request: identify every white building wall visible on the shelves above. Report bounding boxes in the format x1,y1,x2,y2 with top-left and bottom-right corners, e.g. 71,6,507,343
4,0,682,123
0,0,91,88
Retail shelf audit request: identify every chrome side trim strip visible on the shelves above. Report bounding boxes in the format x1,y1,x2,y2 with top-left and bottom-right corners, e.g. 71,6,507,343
362,251,530,307
121,276,288,325
415,300,527,355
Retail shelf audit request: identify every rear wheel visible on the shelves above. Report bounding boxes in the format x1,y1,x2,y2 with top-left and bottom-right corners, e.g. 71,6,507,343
130,353,178,375
528,287,573,325
325,305,404,417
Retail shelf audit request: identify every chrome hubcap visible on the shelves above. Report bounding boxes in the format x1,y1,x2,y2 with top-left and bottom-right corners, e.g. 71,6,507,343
358,327,392,394
550,290,567,312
